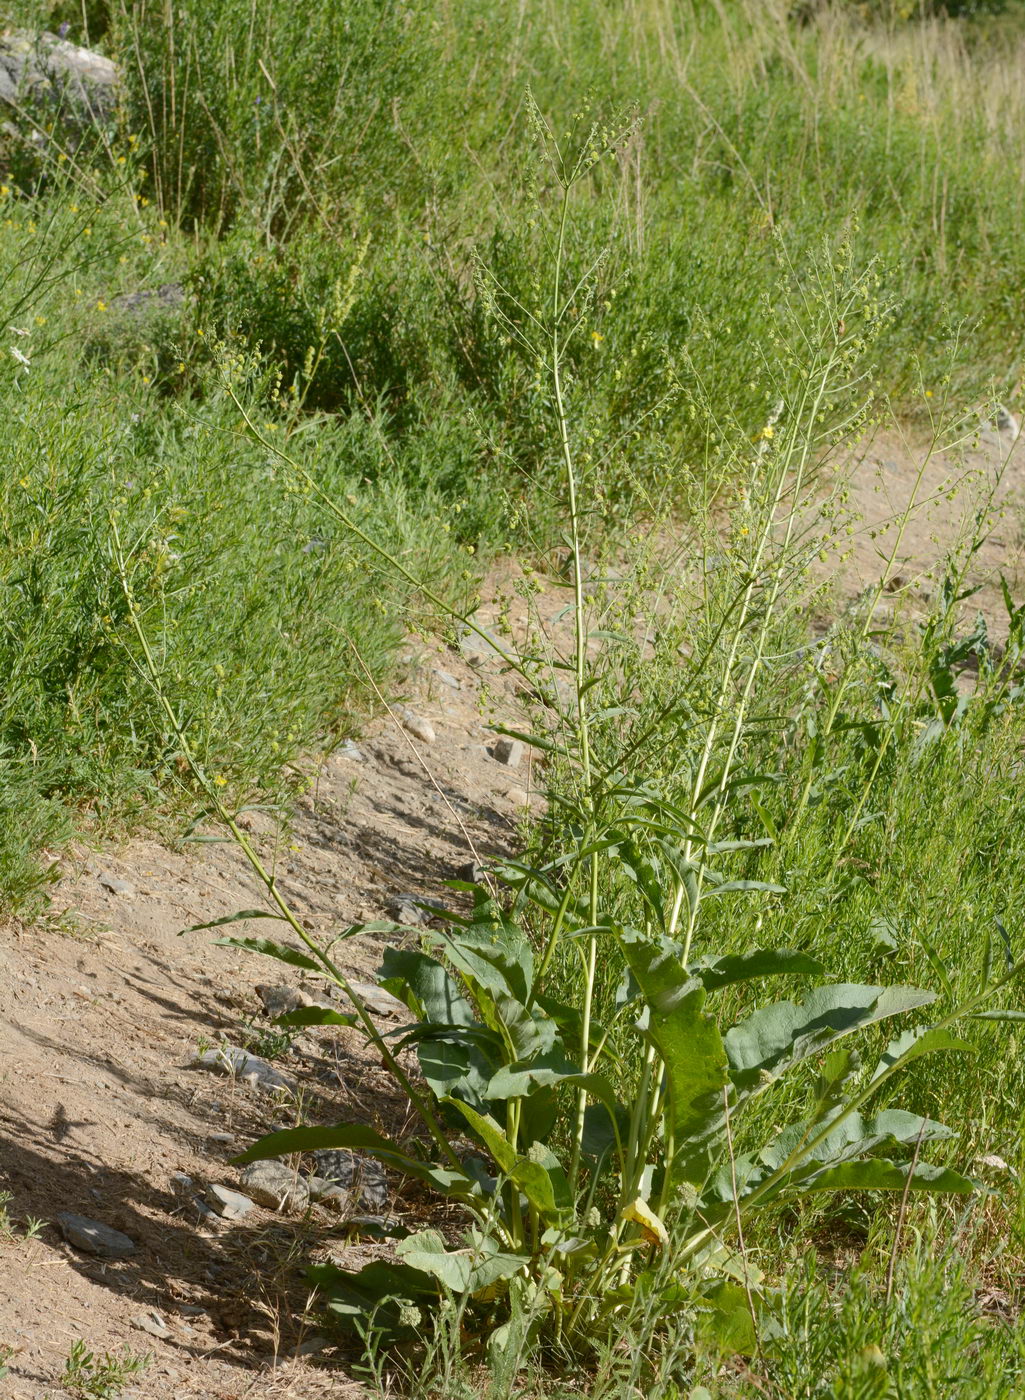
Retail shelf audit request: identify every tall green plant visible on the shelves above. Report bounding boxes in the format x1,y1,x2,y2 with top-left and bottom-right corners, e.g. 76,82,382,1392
130,105,1025,1362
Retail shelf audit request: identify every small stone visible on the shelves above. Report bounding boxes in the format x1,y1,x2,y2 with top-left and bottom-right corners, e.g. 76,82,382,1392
132,1311,170,1340
58,1213,135,1259
192,1043,296,1094
307,1176,351,1212
189,1195,221,1225
340,980,405,1019
208,1131,236,1144
205,1184,256,1220
455,860,486,885
506,787,531,808
399,708,436,744
239,1160,310,1212
996,405,1018,435
458,626,506,665
387,894,426,926
169,1172,194,1195
336,739,364,762
433,668,461,690
293,1335,330,1357
97,873,135,897
492,738,525,768
311,1150,389,1210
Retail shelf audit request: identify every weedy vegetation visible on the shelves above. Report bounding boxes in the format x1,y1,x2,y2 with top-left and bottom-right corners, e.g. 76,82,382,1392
4,0,1025,1395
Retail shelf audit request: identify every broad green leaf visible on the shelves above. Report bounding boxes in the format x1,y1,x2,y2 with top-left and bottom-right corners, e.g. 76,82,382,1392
695,1279,757,1357
695,948,824,993
443,1099,518,1173
379,948,475,1026
234,1123,400,1164
725,984,936,1097
215,936,322,973
396,1229,527,1295
485,1049,581,1100
870,1025,974,1085
798,1158,975,1194
619,926,729,1186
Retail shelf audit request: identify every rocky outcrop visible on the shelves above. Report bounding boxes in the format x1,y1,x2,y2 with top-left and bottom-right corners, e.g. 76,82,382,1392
0,30,118,142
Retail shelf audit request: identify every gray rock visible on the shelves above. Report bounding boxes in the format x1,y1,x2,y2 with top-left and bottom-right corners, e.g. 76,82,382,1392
239,1160,310,1213
132,1311,170,1340
492,737,525,768
455,860,487,885
458,625,507,665
0,30,118,140
310,1150,389,1210
192,1043,296,1094
433,668,461,690
307,1176,351,1212
57,1213,135,1259
205,1184,256,1220
293,1335,330,1357
399,709,436,744
169,1172,194,1196
109,282,184,318
387,894,426,926
336,738,364,762
340,980,405,1019
98,872,135,897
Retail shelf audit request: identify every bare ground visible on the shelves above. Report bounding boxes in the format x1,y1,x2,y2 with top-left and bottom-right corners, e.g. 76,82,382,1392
1,417,1023,1397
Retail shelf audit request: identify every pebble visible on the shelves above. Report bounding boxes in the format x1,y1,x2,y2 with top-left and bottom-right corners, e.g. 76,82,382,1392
336,739,365,762
340,980,405,1019
506,787,531,808
58,1213,136,1259
132,1311,170,1340
97,873,135,897
205,1184,256,1219
192,1043,296,1094
307,1176,350,1212
387,894,426,926
311,1149,389,1210
459,625,506,664
399,708,436,744
433,668,461,690
293,1335,330,1357
240,1160,310,1212
492,737,525,768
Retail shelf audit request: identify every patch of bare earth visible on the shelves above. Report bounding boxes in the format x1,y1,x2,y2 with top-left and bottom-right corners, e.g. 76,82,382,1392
0,627,541,1398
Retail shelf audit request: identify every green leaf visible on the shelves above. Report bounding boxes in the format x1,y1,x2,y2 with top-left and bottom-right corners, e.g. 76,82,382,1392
180,909,286,934
443,1099,517,1173
725,984,936,1098
870,1026,974,1085
618,926,729,1186
799,1158,975,1194
379,948,476,1026
695,948,824,993
234,1123,400,1164
396,1229,527,1295
215,936,322,972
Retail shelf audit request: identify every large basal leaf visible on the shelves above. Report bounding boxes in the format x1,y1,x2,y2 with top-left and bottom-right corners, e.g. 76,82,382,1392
485,1048,582,1100
869,1025,975,1086
798,1158,975,1194
694,948,824,993
396,1229,528,1296
233,1123,472,1196
379,947,476,1026
725,984,936,1097
618,926,729,1186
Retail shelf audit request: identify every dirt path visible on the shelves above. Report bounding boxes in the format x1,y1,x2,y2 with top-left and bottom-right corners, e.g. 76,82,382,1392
0,625,540,1398
1,415,1023,1397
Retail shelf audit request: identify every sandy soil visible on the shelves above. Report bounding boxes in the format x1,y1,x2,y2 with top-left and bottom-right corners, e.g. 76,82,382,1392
1,415,1023,1397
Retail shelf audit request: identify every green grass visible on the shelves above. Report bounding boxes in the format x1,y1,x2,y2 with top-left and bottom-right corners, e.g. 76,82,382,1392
2,0,1025,1394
